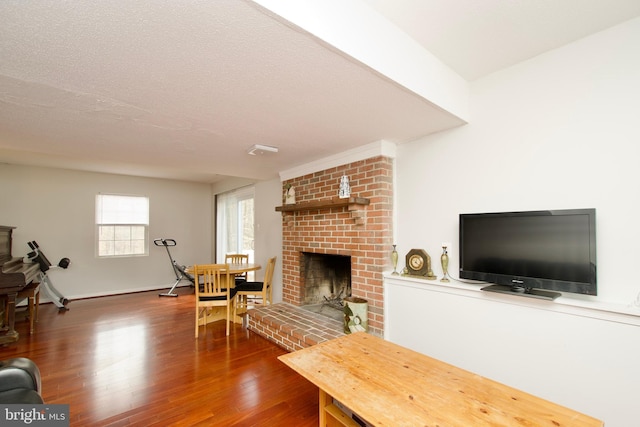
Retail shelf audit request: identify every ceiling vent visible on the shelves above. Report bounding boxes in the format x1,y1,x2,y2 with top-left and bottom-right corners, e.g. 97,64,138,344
247,144,279,155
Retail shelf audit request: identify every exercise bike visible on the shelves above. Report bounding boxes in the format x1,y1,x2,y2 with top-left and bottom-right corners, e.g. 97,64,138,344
26,241,70,312
154,238,195,297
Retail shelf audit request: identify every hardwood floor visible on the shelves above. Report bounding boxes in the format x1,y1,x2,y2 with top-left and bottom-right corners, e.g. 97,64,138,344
0,287,320,426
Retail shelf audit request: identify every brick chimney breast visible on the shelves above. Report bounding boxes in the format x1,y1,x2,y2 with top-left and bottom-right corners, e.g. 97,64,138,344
280,156,393,336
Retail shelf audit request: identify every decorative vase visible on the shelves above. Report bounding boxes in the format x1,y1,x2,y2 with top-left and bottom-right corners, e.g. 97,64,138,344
284,185,295,205
391,244,399,275
338,175,351,199
440,244,450,283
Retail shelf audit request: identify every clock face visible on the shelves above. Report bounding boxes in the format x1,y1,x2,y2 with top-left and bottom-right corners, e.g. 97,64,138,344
405,249,430,277
409,254,424,270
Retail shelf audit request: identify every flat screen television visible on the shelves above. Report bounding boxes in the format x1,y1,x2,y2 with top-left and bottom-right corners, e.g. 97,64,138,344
459,209,597,300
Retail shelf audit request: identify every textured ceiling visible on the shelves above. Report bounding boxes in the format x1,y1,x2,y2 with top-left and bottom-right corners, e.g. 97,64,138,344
1,0,639,183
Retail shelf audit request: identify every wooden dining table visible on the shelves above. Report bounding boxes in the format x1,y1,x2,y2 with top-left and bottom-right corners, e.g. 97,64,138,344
225,262,261,276
188,262,261,325
279,332,603,427
186,262,261,277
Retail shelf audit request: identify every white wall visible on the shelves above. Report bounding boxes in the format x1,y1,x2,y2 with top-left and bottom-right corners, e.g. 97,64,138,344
254,178,284,301
0,164,212,299
391,16,640,427
396,16,640,307
0,164,283,302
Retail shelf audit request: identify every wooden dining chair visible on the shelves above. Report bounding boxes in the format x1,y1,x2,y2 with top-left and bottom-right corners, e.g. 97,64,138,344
225,253,249,284
193,264,237,337
235,256,276,312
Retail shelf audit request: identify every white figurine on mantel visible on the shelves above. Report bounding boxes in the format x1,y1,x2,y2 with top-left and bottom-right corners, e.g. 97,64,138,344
285,185,296,204
339,175,351,199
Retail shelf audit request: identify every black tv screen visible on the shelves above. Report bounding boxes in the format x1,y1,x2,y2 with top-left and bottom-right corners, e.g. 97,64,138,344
459,209,597,299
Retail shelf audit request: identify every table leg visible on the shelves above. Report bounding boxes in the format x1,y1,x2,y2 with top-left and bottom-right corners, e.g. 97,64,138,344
318,389,362,427
319,389,330,426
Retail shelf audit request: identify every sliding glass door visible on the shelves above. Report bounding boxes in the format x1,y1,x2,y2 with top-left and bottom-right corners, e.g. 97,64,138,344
216,186,255,264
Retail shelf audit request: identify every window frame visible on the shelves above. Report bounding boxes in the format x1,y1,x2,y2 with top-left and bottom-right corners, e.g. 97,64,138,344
95,193,150,258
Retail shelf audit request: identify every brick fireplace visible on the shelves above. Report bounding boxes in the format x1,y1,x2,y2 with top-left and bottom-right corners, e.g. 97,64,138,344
246,155,393,349
278,156,394,337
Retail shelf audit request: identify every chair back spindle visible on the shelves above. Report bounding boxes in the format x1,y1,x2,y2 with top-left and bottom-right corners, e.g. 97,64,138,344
225,253,249,282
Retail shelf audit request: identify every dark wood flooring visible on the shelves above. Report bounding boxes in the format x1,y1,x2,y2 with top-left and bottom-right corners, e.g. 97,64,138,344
0,287,319,426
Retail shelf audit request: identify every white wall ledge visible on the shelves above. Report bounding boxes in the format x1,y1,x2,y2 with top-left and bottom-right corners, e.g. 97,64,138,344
384,273,640,328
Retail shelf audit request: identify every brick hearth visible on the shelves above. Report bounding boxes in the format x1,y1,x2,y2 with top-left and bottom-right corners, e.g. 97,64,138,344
247,303,344,352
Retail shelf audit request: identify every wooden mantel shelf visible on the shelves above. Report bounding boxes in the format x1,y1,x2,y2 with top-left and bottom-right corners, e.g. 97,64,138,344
275,197,370,213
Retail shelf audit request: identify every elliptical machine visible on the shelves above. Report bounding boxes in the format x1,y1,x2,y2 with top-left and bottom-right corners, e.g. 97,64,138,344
26,241,70,311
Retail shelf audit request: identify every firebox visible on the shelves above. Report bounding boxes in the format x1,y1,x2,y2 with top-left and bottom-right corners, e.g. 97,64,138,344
300,252,351,307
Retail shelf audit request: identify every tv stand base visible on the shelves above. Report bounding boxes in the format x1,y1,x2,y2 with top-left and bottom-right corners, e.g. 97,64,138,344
481,284,561,300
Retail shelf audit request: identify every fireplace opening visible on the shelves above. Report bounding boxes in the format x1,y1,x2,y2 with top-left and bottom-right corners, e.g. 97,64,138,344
300,252,351,321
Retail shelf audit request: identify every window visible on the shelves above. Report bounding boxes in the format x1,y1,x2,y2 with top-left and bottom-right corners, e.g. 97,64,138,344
96,194,149,257
216,186,254,263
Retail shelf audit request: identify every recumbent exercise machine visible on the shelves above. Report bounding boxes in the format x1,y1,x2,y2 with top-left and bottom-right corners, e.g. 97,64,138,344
26,241,70,311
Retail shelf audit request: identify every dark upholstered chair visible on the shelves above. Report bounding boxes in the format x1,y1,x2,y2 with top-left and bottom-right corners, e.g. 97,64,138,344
0,357,44,404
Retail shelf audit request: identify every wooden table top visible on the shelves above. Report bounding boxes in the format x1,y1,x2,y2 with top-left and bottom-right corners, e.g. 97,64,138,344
187,263,261,275
225,263,261,274
278,332,603,427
